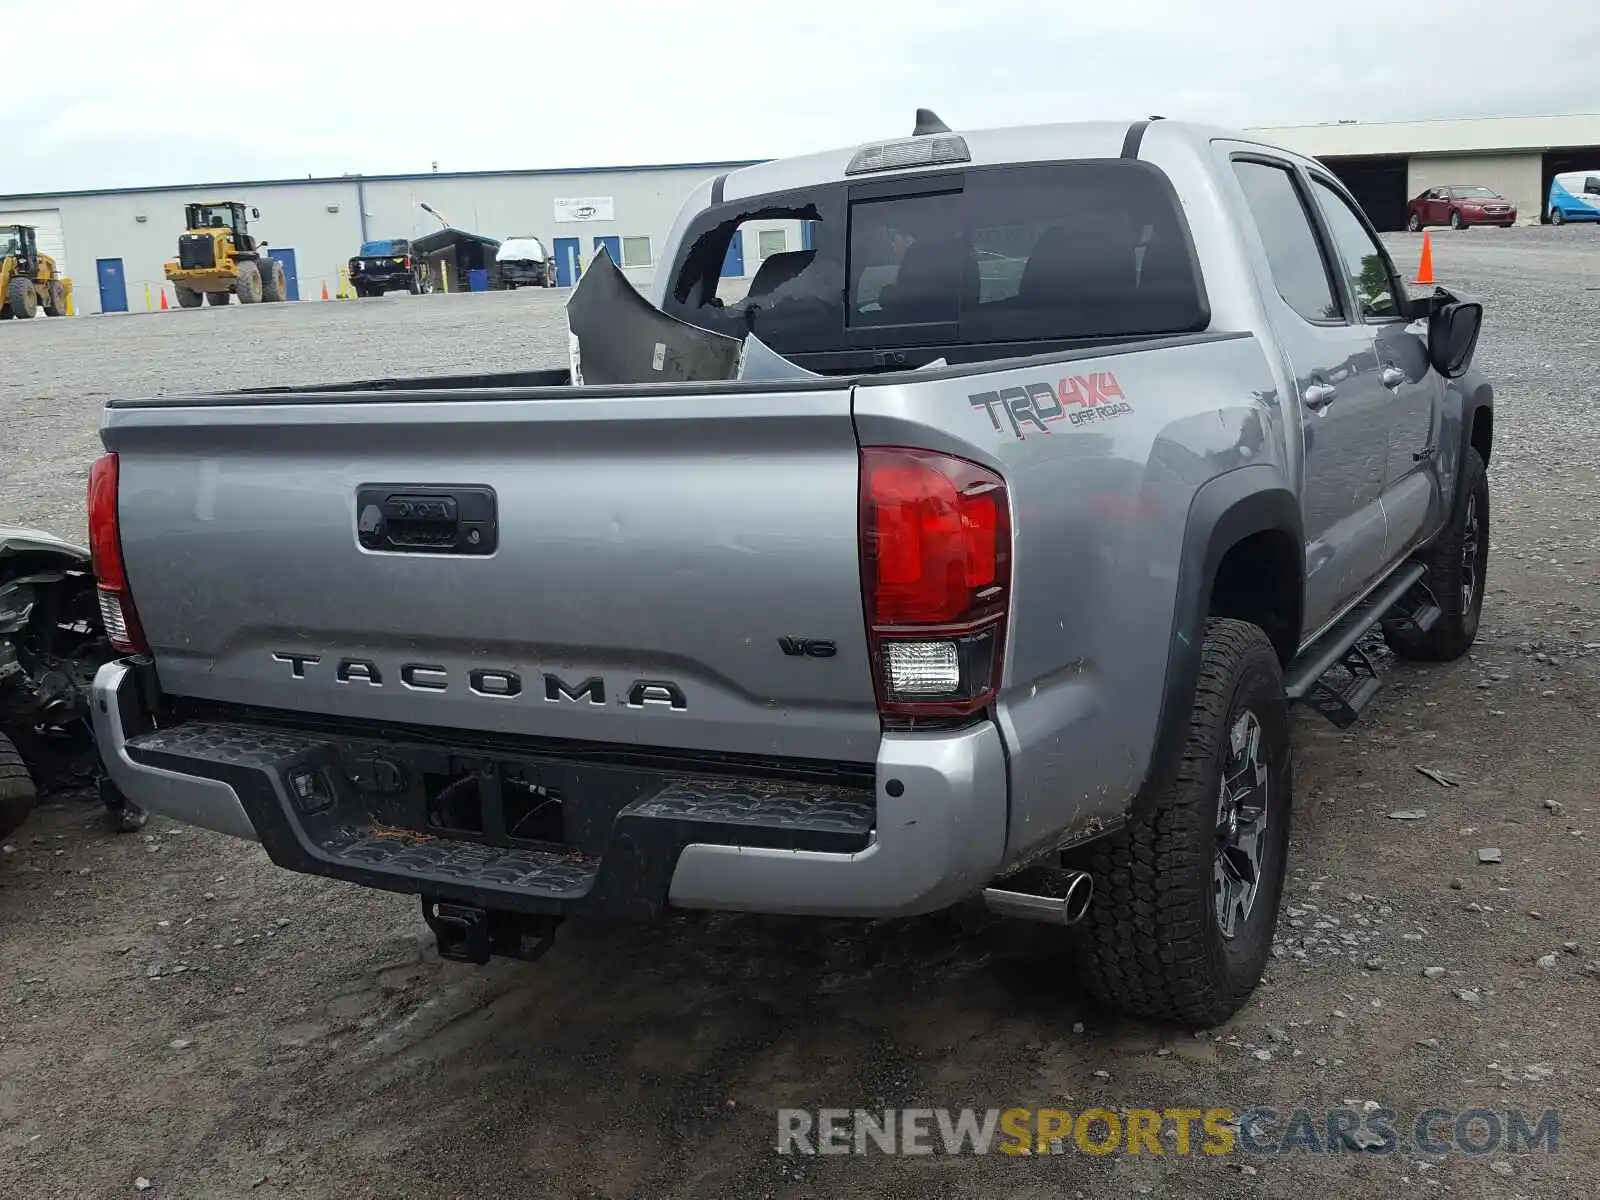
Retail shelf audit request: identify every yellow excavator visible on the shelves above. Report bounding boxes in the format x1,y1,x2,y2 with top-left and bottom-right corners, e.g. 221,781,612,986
163,201,287,307
0,224,71,319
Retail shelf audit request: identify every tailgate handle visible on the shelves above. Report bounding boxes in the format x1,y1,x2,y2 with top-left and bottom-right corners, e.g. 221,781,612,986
356,485,498,556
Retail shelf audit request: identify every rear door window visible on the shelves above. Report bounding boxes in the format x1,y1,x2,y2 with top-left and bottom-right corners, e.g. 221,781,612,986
1230,159,1342,325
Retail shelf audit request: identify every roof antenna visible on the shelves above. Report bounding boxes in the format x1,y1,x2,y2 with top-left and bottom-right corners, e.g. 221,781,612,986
913,108,951,136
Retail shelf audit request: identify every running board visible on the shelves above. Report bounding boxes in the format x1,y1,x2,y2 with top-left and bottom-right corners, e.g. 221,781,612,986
1284,563,1438,728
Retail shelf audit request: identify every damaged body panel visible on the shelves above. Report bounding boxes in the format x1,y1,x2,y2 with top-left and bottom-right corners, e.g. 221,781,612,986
0,528,131,836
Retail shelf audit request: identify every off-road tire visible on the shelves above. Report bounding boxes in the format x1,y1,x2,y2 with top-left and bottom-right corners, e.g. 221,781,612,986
1070,619,1293,1028
8,277,37,318
1384,446,1489,662
206,291,231,306
234,260,262,303
43,280,66,317
261,258,287,303
176,287,203,309
0,731,38,841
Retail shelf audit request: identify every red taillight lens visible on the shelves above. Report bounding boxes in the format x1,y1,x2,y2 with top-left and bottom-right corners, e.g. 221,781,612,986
87,451,148,654
861,448,1011,719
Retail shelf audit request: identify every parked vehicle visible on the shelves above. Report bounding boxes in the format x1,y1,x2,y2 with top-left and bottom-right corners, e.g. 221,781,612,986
348,240,432,297
495,236,556,288
1406,185,1517,230
0,225,72,319
165,201,287,307
1547,171,1600,225
87,112,1492,1027
1,528,143,838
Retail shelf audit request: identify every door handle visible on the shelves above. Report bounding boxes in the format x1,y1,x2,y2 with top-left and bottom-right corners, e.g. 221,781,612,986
1303,383,1337,411
1381,366,1407,390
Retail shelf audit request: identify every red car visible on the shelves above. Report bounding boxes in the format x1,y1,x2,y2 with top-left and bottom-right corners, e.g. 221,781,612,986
1406,185,1518,230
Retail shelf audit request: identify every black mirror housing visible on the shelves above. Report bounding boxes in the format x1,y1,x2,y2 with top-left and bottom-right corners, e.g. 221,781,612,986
251,207,260,218
1427,299,1484,379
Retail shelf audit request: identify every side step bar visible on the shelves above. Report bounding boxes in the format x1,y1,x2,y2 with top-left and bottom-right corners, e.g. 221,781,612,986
1284,563,1441,728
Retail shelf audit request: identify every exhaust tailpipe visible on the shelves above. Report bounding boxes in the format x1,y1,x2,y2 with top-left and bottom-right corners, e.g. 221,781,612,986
983,869,1095,926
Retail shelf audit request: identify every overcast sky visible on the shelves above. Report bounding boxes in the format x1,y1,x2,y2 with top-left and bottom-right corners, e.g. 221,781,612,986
5,0,1596,194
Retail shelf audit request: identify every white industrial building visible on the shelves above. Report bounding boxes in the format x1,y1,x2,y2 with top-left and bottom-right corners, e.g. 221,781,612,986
4,112,1598,315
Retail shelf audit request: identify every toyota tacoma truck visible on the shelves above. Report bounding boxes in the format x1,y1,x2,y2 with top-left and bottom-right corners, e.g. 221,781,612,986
87,112,1492,1027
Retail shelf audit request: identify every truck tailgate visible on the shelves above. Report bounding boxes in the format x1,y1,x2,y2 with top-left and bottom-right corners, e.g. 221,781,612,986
103,386,881,763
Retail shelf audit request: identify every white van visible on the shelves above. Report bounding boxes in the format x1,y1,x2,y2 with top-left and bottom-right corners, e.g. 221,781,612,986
1547,171,1600,224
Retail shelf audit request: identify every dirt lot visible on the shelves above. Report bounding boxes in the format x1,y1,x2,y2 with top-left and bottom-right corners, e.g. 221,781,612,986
2,229,1598,1199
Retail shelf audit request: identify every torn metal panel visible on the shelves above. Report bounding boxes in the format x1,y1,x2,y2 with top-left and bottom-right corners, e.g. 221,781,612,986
736,334,826,383
565,245,743,386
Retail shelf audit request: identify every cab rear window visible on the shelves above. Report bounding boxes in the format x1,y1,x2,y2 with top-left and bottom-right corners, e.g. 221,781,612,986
663,159,1209,366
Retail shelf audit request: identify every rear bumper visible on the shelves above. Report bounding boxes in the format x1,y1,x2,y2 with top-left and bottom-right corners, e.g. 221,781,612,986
91,661,1009,919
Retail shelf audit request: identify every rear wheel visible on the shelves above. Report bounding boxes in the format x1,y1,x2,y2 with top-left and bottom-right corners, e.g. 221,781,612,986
1384,446,1489,662
1070,619,1293,1028
234,261,262,303
1406,212,1423,232
261,258,287,302
43,280,66,317
206,291,231,306
8,277,38,318
1450,210,1464,230
0,731,38,841
175,287,203,309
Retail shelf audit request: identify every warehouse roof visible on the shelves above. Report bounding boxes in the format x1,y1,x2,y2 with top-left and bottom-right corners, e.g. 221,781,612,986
0,159,764,205
1249,112,1600,158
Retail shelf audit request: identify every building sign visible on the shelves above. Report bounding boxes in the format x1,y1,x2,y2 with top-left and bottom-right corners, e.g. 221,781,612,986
554,196,615,223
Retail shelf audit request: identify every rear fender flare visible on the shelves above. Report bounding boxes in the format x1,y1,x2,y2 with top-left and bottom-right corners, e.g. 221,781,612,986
1130,467,1302,822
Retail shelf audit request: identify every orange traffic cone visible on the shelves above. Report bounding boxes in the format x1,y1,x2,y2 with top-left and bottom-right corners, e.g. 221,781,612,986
321,280,330,301
159,289,169,311
1413,232,1435,286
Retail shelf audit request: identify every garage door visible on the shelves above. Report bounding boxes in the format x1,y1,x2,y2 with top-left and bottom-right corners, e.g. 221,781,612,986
0,208,66,269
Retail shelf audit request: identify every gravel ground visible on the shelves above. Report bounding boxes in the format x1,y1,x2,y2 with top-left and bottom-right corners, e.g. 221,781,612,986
1,228,1598,1199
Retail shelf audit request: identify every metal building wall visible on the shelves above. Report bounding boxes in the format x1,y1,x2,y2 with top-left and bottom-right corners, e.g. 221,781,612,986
42,182,363,314
1406,153,1544,224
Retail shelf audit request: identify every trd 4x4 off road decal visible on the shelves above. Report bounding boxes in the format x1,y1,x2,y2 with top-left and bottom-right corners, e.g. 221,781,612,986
969,371,1134,440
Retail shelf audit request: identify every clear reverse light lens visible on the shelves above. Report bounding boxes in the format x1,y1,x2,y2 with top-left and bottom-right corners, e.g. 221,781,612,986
885,640,961,696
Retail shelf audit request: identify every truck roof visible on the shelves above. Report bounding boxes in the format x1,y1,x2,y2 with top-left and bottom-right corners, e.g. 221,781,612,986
717,117,1308,203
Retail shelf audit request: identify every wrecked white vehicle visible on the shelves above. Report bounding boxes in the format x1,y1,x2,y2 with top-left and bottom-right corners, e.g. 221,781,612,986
0,527,143,837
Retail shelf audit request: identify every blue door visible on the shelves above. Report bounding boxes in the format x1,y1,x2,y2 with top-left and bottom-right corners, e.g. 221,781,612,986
267,248,300,300
96,258,128,314
594,235,621,267
721,232,745,279
553,237,582,287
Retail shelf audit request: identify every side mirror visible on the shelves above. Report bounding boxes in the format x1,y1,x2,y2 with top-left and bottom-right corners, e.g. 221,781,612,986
1428,300,1484,379
251,207,260,218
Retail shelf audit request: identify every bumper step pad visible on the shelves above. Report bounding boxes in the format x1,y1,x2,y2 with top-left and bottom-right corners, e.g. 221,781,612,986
123,718,876,917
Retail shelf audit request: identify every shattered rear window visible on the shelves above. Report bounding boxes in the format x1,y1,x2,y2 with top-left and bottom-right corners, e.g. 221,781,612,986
662,159,1208,364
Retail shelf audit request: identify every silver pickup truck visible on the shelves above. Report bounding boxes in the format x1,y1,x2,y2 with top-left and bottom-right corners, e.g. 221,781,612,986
88,113,1492,1027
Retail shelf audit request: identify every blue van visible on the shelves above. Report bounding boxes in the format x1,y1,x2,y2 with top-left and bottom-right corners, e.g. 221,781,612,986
1548,171,1600,224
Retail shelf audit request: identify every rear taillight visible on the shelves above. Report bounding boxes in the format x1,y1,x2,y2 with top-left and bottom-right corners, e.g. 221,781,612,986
87,451,148,654
860,447,1011,720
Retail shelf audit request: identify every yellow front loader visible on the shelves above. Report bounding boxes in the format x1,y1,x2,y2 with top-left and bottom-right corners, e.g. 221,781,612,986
163,201,287,307
0,225,71,319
